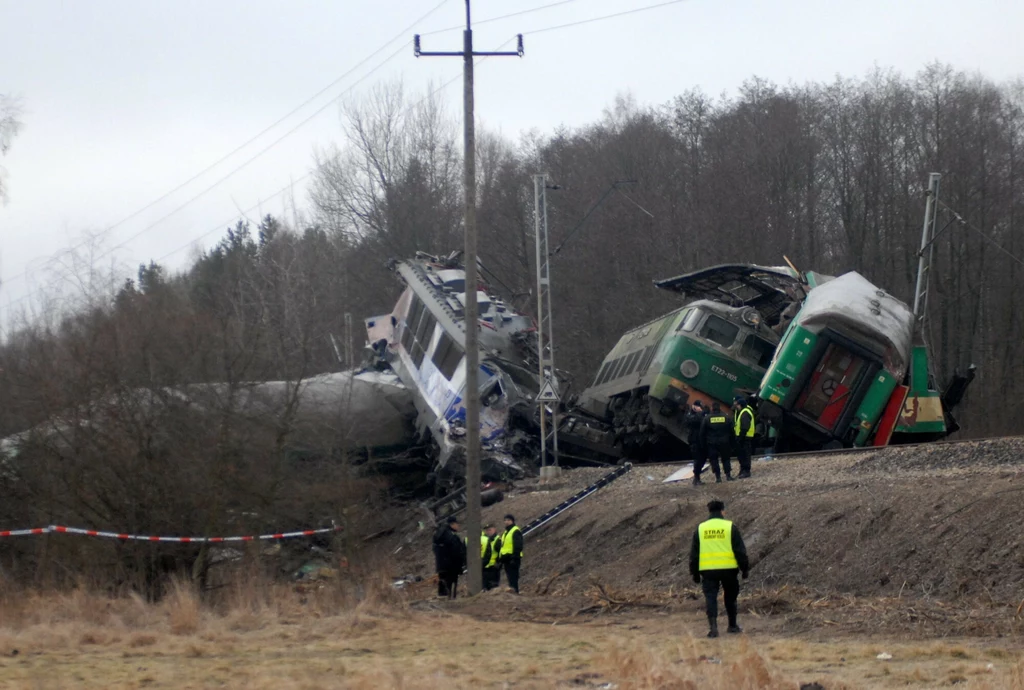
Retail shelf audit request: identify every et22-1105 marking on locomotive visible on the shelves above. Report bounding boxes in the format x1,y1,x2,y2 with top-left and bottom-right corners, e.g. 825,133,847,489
711,364,738,382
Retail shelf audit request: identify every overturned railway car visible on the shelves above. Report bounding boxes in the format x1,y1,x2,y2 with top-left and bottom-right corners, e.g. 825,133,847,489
365,252,542,488
757,271,973,450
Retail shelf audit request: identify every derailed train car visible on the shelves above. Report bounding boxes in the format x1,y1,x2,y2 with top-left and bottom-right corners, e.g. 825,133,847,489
569,263,971,458
568,265,825,457
757,271,974,450
365,251,543,488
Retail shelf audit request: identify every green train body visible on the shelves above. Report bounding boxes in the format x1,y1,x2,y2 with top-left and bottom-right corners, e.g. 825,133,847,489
575,299,779,455
757,271,967,449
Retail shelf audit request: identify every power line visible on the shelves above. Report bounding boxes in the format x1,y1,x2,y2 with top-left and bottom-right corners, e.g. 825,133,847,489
527,0,690,34
0,39,514,317
937,199,1024,269
3,0,452,291
420,0,585,36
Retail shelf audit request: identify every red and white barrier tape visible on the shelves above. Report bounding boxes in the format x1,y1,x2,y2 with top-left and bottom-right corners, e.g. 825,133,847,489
0,524,340,542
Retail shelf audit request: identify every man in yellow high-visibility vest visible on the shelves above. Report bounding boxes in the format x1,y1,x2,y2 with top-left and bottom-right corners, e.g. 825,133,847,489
688,499,750,638
499,514,523,594
481,524,501,590
732,396,756,479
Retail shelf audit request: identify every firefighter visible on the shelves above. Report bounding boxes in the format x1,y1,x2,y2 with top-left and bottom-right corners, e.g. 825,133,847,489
689,499,750,638
433,515,466,599
499,514,524,594
700,402,734,482
685,401,708,485
481,524,501,590
732,396,756,479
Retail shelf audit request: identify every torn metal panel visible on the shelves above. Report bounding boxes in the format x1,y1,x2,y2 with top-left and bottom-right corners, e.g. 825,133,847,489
654,264,807,327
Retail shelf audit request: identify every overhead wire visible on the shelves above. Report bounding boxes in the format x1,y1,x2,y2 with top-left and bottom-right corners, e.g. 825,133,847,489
419,0,586,36
937,199,1024,268
3,0,694,314
525,0,690,35
0,36,518,316
3,0,452,290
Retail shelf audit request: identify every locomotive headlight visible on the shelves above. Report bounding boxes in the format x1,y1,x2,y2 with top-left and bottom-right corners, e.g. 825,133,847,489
680,359,700,378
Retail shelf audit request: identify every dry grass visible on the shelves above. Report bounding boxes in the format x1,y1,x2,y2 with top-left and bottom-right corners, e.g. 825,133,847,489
0,581,1022,689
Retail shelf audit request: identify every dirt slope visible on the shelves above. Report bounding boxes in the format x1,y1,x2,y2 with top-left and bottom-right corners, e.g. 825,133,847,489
389,438,1024,606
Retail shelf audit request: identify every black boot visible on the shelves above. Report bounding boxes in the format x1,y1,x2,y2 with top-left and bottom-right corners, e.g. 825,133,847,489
725,474,734,481
727,623,743,634
715,475,722,483
707,618,719,638
693,475,703,486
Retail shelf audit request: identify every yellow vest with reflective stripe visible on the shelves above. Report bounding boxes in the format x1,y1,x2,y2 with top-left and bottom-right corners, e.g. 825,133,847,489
481,534,499,568
734,406,755,438
499,525,522,558
698,518,738,571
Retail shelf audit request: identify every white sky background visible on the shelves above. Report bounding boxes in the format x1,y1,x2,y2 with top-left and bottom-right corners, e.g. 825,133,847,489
1,0,1023,321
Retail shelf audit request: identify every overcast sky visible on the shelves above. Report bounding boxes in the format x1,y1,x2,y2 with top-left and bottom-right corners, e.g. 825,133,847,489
2,0,1023,320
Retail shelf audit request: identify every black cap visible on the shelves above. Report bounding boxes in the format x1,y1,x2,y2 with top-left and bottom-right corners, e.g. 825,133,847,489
504,514,515,523
446,515,459,525
707,499,725,513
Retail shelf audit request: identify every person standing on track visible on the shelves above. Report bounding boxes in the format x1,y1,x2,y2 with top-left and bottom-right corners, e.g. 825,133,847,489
685,401,709,485
732,396,756,479
689,499,750,638
433,515,466,599
701,402,734,482
499,514,523,594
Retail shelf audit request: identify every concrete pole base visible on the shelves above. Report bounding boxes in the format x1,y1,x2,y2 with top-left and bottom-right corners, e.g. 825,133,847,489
539,466,563,480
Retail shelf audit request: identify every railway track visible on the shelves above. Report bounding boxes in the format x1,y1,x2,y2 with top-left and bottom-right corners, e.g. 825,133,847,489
638,434,1024,468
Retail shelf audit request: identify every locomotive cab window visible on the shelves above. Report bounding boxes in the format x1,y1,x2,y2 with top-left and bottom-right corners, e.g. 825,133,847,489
698,314,739,348
740,334,775,368
678,307,702,332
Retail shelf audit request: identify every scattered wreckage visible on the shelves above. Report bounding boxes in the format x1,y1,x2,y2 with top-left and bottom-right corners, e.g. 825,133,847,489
365,252,973,483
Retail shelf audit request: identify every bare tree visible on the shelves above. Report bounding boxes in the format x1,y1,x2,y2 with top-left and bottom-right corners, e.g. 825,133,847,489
0,93,22,203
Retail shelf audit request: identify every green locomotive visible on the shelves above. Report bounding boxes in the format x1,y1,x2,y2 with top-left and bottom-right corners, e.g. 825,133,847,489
572,265,805,457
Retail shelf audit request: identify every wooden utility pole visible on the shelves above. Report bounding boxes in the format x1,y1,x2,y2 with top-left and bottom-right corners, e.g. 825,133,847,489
415,3,523,596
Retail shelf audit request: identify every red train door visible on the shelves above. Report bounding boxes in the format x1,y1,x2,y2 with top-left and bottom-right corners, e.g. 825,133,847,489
793,343,867,432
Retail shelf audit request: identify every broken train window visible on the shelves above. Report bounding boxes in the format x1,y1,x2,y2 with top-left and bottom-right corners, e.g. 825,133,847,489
698,314,739,349
432,331,464,380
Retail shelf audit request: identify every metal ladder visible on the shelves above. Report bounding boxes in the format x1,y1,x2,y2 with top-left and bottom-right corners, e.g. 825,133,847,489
523,463,632,536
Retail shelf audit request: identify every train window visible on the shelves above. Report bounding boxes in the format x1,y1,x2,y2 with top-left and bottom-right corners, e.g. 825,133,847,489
699,315,739,348
432,332,464,380
741,334,776,368
441,349,463,380
407,296,425,332
678,307,702,332
411,341,425,368
593,362,610,386
400,319,415,351
416,310,437,345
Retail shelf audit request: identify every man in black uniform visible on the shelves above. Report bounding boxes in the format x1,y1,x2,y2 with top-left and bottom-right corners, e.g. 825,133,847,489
689,499,750,637
433,515,466,599
685,401,708,485
700,402,734,482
